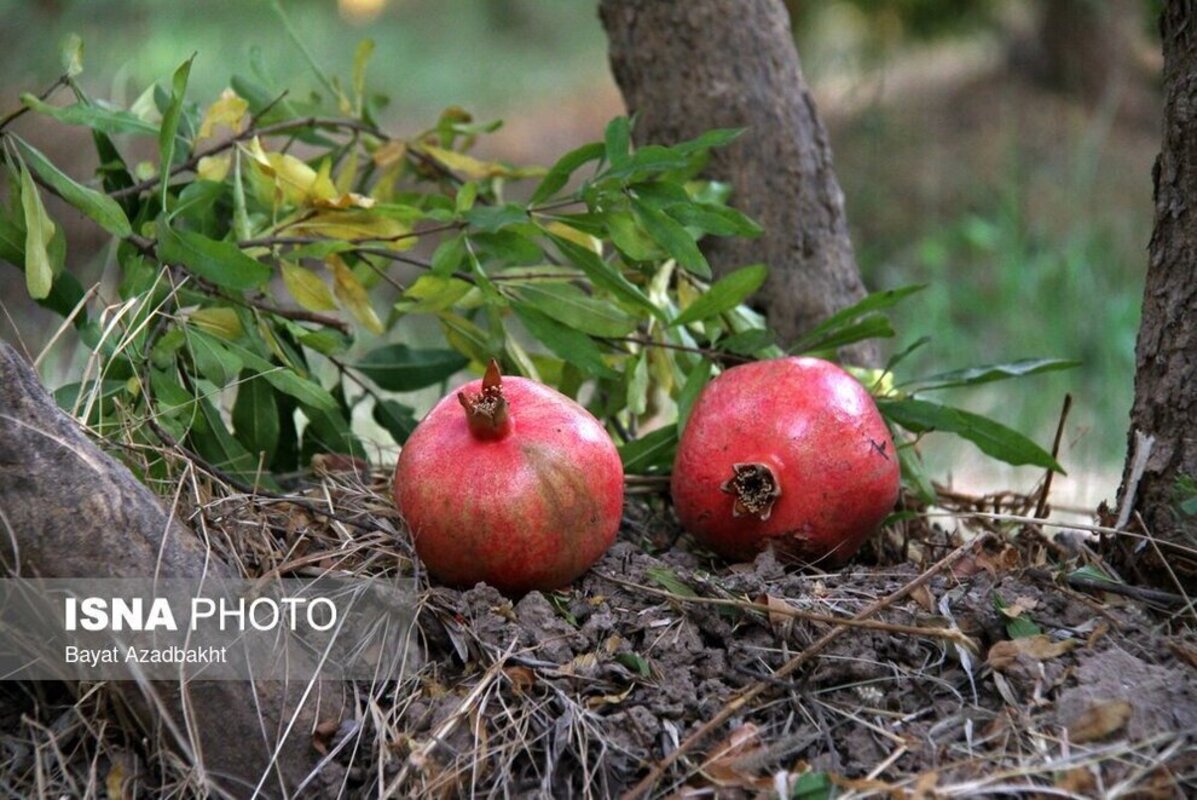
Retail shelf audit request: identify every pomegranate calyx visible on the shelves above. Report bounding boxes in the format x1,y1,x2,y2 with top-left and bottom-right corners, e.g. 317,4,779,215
720,462,781,521
458,359,510,440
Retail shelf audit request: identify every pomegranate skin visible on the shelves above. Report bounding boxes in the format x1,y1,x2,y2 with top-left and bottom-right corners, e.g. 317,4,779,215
671,356,899,564
394,368,623,595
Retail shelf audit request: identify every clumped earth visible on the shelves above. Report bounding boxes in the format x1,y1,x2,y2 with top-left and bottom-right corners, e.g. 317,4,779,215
2,469,1196,798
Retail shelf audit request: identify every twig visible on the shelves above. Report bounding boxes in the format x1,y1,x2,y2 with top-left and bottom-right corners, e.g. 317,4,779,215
0,73,71,131
1034,393,1071,519
597,572,976,647
621,531,992,799
1058,572,1187,608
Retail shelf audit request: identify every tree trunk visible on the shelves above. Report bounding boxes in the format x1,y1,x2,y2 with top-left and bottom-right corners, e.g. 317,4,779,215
1032,0,1139,102
598,0,876,364
1110,0,1197,587
0,342,341,797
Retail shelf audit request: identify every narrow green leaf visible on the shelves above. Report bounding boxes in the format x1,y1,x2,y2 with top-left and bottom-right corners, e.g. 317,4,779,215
159,226,272,291
793,314,895,353
604,116,631,169
549,233,662,319
510,282,638,337
790,285,926,353
904,358,1082,392
374,399,419,445
671,127,745,155
619,424,678,472
615,652,651,678
626,350,649,416
672,264,767,326
677,359,712,432
897,443,936,505
21,94,159,136
221,339,337,411
159,55,194,210
993,593,1043,639
719,328,775,355
14,137,131,237
462,203,528,233
187,329,243,387
301,403,367,461
606,210,662,261
233,371,280,465
512,303,615,378
879,398,1064,472
191,396,278,489
644,564,698,598
430,234,466,277
0,211,23,266
632,197,710,278
60,33,84,77
666,203,762,238
531,141,604,204
790,771,833,800
18,160,55,300
355,344,467,391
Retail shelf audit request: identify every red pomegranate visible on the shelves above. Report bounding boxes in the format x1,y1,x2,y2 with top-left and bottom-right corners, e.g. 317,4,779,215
671,356,899,564
394,360,624,595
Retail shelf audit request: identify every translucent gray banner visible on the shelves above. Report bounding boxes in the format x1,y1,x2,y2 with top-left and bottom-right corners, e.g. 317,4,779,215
0,577,419,681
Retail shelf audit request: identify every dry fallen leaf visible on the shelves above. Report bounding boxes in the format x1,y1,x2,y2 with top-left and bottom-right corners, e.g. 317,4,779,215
1055,766,1096,794
987,635,1078,671
1067,699,1133,743
911,584,936,613
504,665,536,694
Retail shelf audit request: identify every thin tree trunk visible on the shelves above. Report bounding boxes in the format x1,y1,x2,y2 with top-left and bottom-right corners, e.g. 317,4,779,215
1110,0,1197,587
598,0,876,364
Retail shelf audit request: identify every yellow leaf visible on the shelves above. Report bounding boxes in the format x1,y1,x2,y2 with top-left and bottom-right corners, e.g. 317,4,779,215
352,39,374,112
335,146,360,196
189,307,243,340
282,261,338,312
417,144,518,180
197,153,232,182
294,209,414,249
371,140,407,170
19,161,56,300
197,88,248,143
310,159,339,204
542,220,602,255
245,138,319,207
329,255,383,334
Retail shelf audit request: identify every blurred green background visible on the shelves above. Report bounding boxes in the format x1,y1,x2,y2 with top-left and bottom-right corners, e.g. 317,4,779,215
0,0,1161,509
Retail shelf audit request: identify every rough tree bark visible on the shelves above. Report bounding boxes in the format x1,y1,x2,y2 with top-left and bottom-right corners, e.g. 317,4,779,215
0,342,340,797
1110,0,1197,587
598,0,877,364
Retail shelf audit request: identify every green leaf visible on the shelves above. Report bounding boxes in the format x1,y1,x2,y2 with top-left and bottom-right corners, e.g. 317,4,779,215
626,350,649,416
221,339,337,411
430,235,467,277
672,264,767,326
512,303,615,378
14,137,132,237
719,328,775,355
790,285,925,353
604,116,631,169
531,141,604,204
645,565,698,598
615,651,651,678
21,94,159,136
993,593,1043,639
879,398,1064,472
904,358,1082,392
191,396,278,489
672,127,744,155
462,203,528,233
510,282,638,337
1068,564,1121,585
159,226,272,291
301,403,367,461
794,313,895,353
187,329,243,387
632,197,710,278
549,233,661,319
666,203,762,238
355,344,468,391
790,771,833,800
619,424,678,473
159,55,195,210
233,371,280,465
677,359,712,432
897,444,936,505
18,159,55,300
374,399,419,445
606,210,662,262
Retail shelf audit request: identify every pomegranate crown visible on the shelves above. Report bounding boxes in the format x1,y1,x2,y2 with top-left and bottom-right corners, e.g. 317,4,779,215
457,359,510,440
